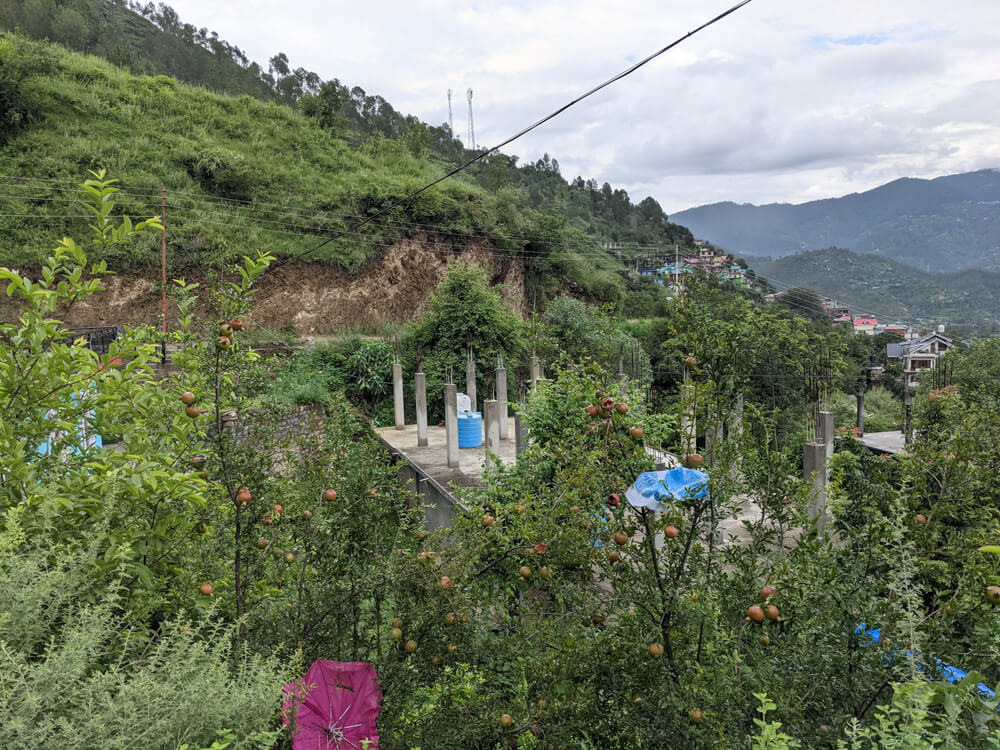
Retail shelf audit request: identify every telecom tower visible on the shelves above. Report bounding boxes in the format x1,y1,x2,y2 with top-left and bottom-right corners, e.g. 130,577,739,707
466,88,475,150
447,89,454,138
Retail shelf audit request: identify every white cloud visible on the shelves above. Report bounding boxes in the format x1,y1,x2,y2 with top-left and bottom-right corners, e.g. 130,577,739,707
163,0,1000,214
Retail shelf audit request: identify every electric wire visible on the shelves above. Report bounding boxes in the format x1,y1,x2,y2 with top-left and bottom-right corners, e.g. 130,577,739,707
0,186,694,251
0,188,943,322
2,203,934,330
267,0,755,270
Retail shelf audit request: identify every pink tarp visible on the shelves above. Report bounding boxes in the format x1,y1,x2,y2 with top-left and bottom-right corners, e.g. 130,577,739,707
283,660,381,750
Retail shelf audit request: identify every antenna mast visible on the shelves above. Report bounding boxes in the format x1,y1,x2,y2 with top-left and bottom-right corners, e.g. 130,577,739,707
466,88,475,150
447,89,454,138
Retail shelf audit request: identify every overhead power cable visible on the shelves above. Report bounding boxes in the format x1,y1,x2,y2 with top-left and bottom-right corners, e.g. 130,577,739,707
0,184,705,250
267,0,755,270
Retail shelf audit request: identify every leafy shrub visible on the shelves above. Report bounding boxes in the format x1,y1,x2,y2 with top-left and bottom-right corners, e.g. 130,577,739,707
184,147,257,200
0,541,285,750
345,337,394,410
0,34,55,143
408,263,527,413
833,387,900,432
542,295,651,381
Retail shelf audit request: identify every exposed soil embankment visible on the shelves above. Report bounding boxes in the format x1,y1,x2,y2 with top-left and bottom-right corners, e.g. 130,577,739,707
0,236,528,333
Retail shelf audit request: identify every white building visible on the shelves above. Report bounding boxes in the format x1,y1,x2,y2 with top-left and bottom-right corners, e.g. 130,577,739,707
886,331,953,387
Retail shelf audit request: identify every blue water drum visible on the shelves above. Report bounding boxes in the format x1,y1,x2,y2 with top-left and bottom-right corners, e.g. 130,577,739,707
457,412,483,448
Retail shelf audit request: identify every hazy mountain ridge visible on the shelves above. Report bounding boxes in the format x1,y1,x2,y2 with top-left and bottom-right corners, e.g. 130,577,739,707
749,248,1000,329
673,170,1000,272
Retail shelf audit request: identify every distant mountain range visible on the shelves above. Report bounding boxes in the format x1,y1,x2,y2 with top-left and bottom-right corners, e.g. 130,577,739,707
746,248,1000,329
672,169,1000,273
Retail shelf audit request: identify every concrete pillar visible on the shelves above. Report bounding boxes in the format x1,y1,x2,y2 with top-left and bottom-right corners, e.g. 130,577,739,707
444,383,458,468
415,371,428,447
466,349,477,412
483,398,500,464
856,391,865,436
818,410,834,461
903,386,913,446
680,377,696,454
803,441,828,536
392,362,404,430
617,349,627,383
496,365,509,440
529,356,540,391
514,408,528,456
705,405,724,465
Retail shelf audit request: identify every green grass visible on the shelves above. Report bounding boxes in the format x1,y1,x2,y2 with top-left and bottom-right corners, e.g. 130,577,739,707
0,33,541,273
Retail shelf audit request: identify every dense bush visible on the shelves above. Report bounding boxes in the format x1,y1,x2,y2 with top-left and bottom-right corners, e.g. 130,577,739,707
832,387,901,432
0,543,284,750
542,295,652,382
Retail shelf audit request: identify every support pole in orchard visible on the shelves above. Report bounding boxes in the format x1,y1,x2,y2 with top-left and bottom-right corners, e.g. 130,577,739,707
514,404,528,457
415,369,428,447
445,381,459,468
818,410,835,461
495,355,508,440
681,360,696,455
483,398,500,465
466,346,477,413
803,441,829,536
160,186,167,362
529,354,541,391
392,361,404,430
903,385,913,446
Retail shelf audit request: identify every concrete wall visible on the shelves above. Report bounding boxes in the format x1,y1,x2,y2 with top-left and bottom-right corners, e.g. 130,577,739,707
393,459,458,530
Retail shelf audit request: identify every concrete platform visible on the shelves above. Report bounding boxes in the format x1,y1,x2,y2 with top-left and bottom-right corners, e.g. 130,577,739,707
376,419,518,489
375,420,518,528
859,431,906,455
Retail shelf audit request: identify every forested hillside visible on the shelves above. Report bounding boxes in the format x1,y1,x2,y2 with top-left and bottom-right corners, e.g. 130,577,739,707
751,248,1000,330
0,0,692,313
673,170,1000,272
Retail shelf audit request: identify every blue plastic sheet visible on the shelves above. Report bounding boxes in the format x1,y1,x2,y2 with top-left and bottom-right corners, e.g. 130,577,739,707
625,467,709,513
856,625,997,700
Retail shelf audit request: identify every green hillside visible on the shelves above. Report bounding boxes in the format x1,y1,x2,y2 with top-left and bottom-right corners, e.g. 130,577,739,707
0,0,692,309
753,248,1000,330
672,170,1000,272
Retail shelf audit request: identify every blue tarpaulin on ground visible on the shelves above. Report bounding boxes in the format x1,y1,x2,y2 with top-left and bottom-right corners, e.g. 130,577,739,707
625,467,709,513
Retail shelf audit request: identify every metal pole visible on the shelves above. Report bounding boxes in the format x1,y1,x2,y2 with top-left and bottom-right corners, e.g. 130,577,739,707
160,186,167,363
161,186,167,333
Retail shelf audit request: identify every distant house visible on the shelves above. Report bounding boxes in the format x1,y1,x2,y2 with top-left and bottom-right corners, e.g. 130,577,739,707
883,323,908,338
720,265,749,287
853,317,879,335
886,331,952,387
825,303,850,320
833,314,852,325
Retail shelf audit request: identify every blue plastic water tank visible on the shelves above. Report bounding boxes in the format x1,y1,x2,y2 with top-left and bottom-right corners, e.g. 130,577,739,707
457,412,483,448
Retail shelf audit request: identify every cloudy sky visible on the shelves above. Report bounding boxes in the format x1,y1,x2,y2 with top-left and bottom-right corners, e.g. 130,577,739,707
164,0,1000,214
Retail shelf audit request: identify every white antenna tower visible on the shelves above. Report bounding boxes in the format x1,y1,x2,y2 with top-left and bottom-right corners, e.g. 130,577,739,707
447,89,454,138
466,88,475,150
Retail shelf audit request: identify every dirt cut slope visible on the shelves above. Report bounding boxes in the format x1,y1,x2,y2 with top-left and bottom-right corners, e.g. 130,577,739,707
0,236,528,334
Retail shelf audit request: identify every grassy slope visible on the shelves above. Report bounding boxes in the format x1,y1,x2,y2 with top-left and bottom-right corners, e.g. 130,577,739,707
0,34,577,278
754,248,1000,327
